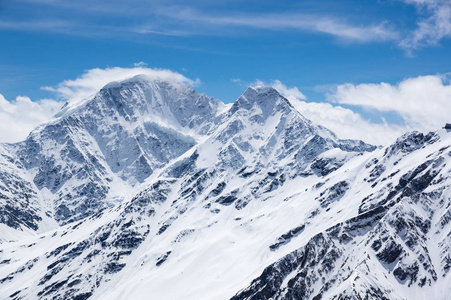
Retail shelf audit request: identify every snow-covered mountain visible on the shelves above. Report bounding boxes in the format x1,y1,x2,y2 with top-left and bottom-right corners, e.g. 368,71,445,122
1,77,225,230
0,75,450,300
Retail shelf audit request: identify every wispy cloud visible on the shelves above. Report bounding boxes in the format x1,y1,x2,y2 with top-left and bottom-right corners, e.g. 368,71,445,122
3,1,399,43
0,20,74,32
161,8,398,42
400,0,451,51
3,1,451,52
0,19,133,38
133,61,148,67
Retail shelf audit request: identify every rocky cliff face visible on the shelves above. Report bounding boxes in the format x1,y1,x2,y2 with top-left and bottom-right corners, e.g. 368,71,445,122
1,77,224,227
0,76,449,300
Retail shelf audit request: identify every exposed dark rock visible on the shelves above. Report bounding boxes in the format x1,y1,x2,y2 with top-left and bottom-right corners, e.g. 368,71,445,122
216,189,239,206
270,225,305,251
376,240,403,265
156,251,172,266
317,181,349,208
112,230,145,249
157,224,171,235
104,262,126,274
209,182,226,198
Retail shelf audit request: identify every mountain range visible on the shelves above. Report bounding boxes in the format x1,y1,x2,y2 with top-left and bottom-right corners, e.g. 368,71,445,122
0,75,450,300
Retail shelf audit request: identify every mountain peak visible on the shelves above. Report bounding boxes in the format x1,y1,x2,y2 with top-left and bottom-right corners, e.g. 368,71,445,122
101,74,152,90
53,75,202,121
101,74,195,96
230,85,292,118
242,85,281,103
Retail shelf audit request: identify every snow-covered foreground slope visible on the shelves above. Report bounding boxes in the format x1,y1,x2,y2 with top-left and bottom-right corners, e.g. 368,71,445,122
0,75,450,299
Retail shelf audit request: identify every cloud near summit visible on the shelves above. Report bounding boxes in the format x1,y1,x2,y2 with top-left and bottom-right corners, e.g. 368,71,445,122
253,80,407,145
0,94,62,143
258,76,450,145
41,66,199,102
0,66,198,143
328,75,451,133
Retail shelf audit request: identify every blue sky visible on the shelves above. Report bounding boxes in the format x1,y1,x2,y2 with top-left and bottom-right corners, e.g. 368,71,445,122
1,0,451,144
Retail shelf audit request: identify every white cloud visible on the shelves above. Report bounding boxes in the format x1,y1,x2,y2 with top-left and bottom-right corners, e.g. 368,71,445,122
290,101,407,145
42,65,199,102
0,94,62,143
328,75,451,133
400,0,451,50
262,80,405,145
253,79,306,101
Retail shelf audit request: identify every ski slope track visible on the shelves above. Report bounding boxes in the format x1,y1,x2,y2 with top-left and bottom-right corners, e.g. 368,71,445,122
0,75,450,299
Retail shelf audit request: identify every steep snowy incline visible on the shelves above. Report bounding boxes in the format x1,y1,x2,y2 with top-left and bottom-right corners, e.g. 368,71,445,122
0,144,57,239
232,129,451,300
0,76,225,231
